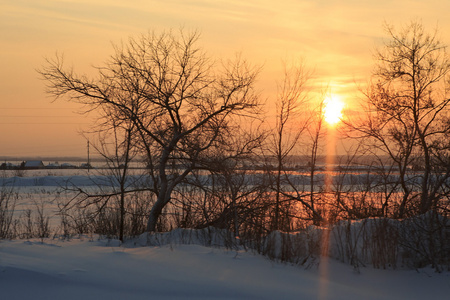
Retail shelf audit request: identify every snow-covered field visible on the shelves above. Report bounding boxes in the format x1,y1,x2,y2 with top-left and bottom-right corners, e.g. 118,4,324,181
1,237,449,300
1,171,449,299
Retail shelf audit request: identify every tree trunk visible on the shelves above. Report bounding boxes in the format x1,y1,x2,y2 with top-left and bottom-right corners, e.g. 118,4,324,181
146,192,169,232
146,174,171,232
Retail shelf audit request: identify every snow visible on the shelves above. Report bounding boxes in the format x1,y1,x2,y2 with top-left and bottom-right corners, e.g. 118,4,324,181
1,172,449,299
1,237,448,300
1,171,440,188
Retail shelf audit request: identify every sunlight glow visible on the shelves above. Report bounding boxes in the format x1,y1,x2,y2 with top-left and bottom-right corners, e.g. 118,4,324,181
323,96,344,126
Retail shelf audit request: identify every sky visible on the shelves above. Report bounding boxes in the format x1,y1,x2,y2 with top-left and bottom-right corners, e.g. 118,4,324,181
1,0,450,158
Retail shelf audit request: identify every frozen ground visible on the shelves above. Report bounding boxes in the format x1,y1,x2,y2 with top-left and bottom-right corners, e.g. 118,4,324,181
1,237,448,300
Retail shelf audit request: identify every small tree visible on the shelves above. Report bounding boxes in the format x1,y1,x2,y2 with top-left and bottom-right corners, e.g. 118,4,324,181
304,96,327,225
268,60,311,231
200,123,266,237
91,121,137,241
40,29,260,232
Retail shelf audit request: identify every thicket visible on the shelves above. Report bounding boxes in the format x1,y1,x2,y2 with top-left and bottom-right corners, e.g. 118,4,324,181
1,167,448,272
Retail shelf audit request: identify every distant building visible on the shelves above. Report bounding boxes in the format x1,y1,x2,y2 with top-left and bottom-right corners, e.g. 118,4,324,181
24,160,45,169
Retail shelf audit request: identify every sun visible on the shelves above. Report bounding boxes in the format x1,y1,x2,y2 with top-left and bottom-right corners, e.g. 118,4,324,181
323,95,344,126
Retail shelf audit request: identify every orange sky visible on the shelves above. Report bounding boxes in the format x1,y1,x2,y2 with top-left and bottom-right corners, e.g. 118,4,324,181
1,0,449,157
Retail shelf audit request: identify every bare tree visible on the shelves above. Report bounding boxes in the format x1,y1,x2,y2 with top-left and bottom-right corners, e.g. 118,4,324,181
304,96,327,225
93,120,137,241
351,20,450,217
39,29,260,232
268,60,311,231
199,122,266,238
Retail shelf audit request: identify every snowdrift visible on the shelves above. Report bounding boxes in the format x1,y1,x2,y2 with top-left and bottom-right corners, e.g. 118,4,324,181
259,213,449,271
117,215,450,272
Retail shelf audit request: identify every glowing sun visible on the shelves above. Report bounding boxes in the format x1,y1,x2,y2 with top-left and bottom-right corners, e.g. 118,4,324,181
323,95,344,125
